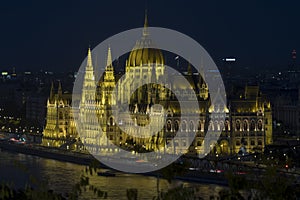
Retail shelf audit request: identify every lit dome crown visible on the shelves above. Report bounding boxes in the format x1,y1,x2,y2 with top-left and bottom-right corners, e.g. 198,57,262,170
127,13,164,67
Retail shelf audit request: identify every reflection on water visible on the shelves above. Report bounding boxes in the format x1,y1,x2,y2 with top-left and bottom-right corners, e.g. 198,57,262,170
0,150,224,199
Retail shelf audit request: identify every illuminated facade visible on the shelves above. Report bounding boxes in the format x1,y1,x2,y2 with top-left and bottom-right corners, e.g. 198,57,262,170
42,82,77,147
43,15,273,155
228,86,273,154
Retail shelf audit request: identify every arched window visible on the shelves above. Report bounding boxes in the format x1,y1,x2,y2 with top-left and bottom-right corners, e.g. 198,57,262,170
215,121,219,131
59,112,63,120
236,120,240,131
243,120,248,131
109,117,114,126
190,121,194,132
225,120,229,131
258,120,263,131
182,121,187,132
166,120,171,131
174,121,179,132
250,120,255,131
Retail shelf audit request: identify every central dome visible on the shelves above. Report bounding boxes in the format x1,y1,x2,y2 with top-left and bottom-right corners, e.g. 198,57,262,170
127,14,164,67
128,39,164,67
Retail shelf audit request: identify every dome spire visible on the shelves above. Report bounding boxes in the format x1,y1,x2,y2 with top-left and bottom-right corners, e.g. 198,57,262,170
106,46,112,68
87,47,93,67
143,9,149,37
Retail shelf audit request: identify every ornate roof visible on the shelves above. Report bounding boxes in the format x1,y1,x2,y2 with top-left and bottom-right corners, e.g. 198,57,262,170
127,12,164,67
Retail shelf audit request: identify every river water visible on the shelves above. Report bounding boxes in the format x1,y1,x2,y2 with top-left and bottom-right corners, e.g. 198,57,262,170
0,150,225,199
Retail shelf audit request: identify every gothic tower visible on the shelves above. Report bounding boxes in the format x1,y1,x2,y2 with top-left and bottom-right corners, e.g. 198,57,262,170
43,81,75,147
98,47,120,145
79,48,99,151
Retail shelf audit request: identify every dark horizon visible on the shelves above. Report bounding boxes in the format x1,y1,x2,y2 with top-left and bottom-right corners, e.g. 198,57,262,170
0,0,299,73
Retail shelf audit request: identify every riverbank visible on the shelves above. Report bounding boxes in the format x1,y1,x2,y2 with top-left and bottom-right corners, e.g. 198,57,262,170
0,141,96,165
0,141,228,186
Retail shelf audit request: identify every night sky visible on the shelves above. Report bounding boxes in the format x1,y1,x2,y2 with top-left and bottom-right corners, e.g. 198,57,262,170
0,0,299,72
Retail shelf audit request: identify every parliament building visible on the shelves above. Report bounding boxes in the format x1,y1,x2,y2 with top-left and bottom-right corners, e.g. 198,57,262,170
42,15,273,156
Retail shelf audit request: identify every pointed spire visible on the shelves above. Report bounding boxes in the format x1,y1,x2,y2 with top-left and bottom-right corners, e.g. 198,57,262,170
106,46,112,68
143,10,149,37
104,46,115,83
87,47,93,67
144,9,148,27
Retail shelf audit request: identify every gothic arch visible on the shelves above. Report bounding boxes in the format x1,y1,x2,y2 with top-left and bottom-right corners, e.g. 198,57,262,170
215,121,219,131
197,120,201,131
59,112,63,120
225,120,230,131
166,120,172,132
181,120,187,132
257,119,263,131
174,120,179,132
108,116,114,125
243,119,248,131
189,121,195,132
236,120,241,131
219,121,224,131
250,119,256,131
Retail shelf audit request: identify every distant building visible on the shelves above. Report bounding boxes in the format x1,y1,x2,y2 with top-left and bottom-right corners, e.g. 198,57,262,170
230,85,273,153
273,87,300,135
42,82,77,147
